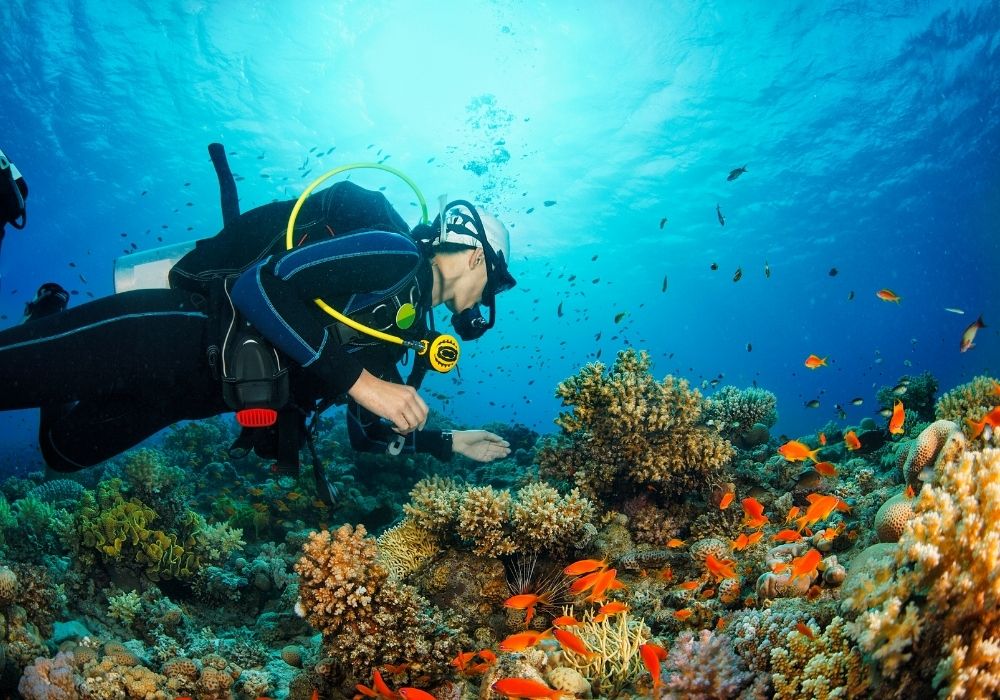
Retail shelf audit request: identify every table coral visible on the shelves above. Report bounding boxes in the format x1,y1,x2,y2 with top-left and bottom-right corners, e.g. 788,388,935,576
844,447,1000,698
536,349,734,502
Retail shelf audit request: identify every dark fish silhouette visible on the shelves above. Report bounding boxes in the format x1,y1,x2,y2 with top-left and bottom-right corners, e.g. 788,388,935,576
662,276,668,292
544,200,557,207
557,302,564,317
764,261,771,278
733,267,743,282
805,399,820,408
829,267,838,277
848,290,855,301
716,204,726,226
710,262,719,271
727,165,748,181
659,217,668,229
747,343,752,352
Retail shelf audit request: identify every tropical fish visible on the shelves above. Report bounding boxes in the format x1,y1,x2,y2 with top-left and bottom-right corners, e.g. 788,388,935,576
746,343,752,352
804,354,827,369
662,275,668,292
778,439,821,463
814,461,838,477
764,261,770,278
959,315,985,352
785,506,800,523
828,267,838,277
659,217,668,229
733,267,742,282
499,630,551,652
889,400,905,435
705,553,738,580
677,580,701,591
492,678,567,700
788,548,823,582
794,494,840,531
731,533,750,550
504,592,549,625
399,689,436,700
563,558,607,576
716,204,726,226
966,406,1000,440
773,529,804,543
596,601,629,616
741,497,769,528
796,621,816,640
639,642,668,695
818,432,827,445
584,568,620,602
876,288,901,303
666,538,685,548
727,165,748,181
844,430,861,451
746,530,764,546
805,399,821,409
944,307,965,314
719,491,735,510
710,262,719,270
851,397,864,406
848,290,855,300
614,312,627,323
553,628,595,657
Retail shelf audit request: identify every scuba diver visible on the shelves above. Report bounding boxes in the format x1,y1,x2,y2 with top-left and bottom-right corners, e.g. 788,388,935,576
0,151,515,502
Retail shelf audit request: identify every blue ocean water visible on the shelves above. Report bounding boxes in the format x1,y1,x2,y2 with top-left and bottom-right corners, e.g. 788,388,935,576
0,0,996,463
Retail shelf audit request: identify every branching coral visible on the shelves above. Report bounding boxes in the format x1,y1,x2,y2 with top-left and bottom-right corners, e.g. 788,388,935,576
935,375,1000,442
662,629,754,699
401,478,595,557
844,447,1000,698
376,518,443,580
703,385,778,444
293,524,460,686
770,617,871,699
536,349,735,502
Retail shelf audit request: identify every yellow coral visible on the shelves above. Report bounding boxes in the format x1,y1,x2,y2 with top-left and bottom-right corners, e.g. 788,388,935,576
376,518,442,580
845,447,1000,698
537,349,734,501
403,476,462,533
935,375,1000,431
556,607,650,696
771,617,871,699
509,482,595,553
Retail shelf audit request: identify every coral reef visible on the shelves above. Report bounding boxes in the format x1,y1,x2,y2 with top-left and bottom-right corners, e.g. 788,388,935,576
934,374,1000,430
536,349,734,501
375,518,443,581
557,608,651,696
873,490,915,543
897,419,966,489
844,447,1000,698
770,617,871,699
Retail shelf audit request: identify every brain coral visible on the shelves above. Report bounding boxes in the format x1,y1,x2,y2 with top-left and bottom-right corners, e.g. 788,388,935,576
874,492,915,543
898,419,966,489
536,349,734,502
844,447,1000,698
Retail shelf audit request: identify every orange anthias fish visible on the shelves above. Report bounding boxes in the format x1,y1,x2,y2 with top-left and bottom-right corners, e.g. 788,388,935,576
563,558,608,576
553,628,595,658
795,493,841,531
876,288,901,303
777,439,821,463
499,630,551,652
504,592,550,625
804,354,828,369
889,400,905,435
796,621,816,640
789,548,823,583
597,601,629,616
639,642,668,695
741,497,769,528
705,553,738,580
773,529,804,543
666,538,686,548
814,461,838,477
552,615,580,627
398,689,437,700
492,678,568,700
719,491,735,510
731,533,750,551
818,432,827,445
785,506,800,523
674,609,693,621
959,315,986,352
967,406,1000,439
746,530,764,546
844,430,862,451
584,568,619,602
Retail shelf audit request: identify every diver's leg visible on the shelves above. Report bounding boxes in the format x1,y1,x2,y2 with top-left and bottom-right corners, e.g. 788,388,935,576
40,389,221,472
0,289,212,409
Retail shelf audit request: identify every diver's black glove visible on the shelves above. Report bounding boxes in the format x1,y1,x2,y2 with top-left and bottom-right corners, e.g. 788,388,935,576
0,147,28,239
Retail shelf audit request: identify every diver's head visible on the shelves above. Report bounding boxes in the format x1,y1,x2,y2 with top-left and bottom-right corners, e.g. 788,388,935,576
424,202,516,340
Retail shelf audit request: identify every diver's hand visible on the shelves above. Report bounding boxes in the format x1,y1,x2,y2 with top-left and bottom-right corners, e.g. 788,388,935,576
348,370,428,434
453,430,511,462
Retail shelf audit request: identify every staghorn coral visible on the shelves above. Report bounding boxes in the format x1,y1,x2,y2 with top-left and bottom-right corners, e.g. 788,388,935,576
935,374,1000,429
536,349,734,502
293,524,460,687
703,385,778,445
661,629,754,699
376,518,443,580
557,607,651,697
770,616,871,699
844,447,1000,698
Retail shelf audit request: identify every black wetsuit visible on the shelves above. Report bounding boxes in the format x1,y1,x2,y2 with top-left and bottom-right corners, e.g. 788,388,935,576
0,183,452,472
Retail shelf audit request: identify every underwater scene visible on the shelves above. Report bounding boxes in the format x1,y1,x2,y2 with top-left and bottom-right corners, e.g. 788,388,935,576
0,1,999,699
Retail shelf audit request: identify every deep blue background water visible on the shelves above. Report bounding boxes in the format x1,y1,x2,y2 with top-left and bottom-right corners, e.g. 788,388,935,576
0,1,997,469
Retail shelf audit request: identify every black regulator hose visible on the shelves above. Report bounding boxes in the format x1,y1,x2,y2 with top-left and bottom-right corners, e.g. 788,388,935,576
208,143,239,227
